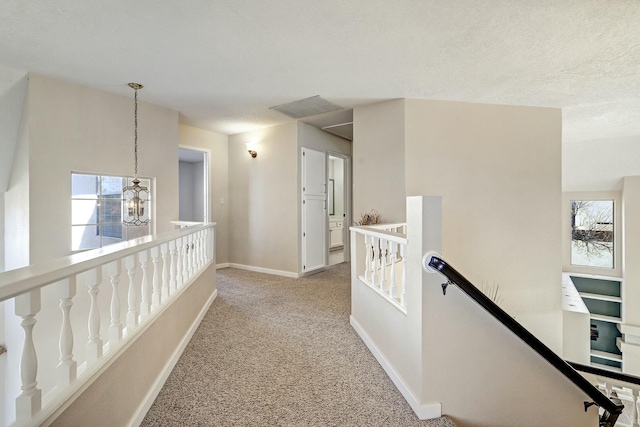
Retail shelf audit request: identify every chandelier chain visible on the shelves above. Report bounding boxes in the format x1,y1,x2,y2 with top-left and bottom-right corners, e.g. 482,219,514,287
134,87,138,178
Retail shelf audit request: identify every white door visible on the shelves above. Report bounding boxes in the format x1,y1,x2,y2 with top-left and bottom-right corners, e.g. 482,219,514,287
302,147,327,273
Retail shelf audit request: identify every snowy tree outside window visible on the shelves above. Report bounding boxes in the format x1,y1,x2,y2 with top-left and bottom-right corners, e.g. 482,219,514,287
570,200,614,269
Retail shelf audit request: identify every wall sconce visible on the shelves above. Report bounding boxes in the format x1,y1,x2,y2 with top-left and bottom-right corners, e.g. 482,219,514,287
246,142,258,158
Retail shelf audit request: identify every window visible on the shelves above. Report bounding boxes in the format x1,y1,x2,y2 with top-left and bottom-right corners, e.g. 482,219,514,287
570,200,614,269
72,173,152,251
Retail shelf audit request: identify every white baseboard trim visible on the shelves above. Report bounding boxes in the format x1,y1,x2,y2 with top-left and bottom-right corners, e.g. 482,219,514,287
216,262,230,269
129,289,218,426
350,315,442,420
228,263,301,278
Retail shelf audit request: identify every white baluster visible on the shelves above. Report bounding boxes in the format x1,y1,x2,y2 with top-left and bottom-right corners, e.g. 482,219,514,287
139,250,151,319
161,243,170,299
169,240,177,293
15,290,42,421
203,228,211,264
56,277,77,386
187,234,194,279
372,237,380,286
363,235,371,282
125,255,138,332
183,237,190,282
400,244,407,307
380,239,388,291
107,261,122,343
86,268,103,362
199,230,206,268
150,246,161,310
389,242,398,299
176,237,184,288
192,231,199,272
190,233,197,275
196,230,203,270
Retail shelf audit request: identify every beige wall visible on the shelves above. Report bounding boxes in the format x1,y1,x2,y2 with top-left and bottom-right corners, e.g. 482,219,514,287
353,99,406,224
422,263,596,426
623,177,640,326
179,124,230,264
24,74,179,264
404,99,563,349
297,121,351,155
228,122,299,273
4,87,30,271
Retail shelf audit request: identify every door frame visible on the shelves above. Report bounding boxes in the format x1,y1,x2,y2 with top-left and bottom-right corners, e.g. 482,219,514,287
327,151,352,263
178,145,210,223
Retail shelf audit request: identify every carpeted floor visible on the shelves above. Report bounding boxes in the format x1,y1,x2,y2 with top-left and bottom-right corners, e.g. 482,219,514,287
141,263,456,427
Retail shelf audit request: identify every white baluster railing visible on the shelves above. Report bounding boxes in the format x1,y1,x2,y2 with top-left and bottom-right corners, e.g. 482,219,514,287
350,224,408,312
594,375,640,427
0,223,216,426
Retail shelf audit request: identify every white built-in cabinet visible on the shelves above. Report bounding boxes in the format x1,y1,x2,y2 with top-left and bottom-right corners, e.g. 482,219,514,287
329,220,343,249
562,272,624,372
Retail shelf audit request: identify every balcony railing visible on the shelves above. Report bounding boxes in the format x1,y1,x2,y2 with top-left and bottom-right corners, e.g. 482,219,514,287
0,223,215,426
350,223,408,312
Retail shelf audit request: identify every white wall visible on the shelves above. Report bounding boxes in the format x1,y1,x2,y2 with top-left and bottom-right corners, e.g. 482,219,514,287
178,124,229,265
404,99,563,350
353,99,405,223
563,135,640,191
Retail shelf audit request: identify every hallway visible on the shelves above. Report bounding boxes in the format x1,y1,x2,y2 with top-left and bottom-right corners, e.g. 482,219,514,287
141,263,455,426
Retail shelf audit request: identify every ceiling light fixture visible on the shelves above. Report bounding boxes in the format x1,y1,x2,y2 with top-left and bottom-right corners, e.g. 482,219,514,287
123,82,150,226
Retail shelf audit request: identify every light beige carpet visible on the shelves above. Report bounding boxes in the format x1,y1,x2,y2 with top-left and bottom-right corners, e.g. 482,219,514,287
141,263,456,426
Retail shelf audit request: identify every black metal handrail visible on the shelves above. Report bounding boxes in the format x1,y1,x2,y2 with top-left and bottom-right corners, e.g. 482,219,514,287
569,361,640,386
425,254,623,426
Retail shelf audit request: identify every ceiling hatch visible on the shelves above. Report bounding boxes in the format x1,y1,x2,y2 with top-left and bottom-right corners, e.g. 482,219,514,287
270,95,342,119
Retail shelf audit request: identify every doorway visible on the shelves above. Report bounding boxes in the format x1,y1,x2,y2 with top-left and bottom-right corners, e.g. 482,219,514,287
178,147,209,222
328,152,350,266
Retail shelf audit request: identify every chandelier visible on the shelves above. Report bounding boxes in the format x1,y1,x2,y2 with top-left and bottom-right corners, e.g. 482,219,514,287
122,83,150,226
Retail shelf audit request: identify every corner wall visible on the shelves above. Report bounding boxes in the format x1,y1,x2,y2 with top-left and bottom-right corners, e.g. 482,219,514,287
352,99,406,223
179,124,230,264
26,74,179,264
623,177,640,326
228,122,299,274
404,99,563,350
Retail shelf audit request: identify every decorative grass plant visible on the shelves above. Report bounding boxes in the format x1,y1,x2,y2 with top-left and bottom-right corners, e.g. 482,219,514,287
355,209,382,226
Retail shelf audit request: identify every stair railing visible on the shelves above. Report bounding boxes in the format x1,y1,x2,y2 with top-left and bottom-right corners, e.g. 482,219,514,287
423,252,623,427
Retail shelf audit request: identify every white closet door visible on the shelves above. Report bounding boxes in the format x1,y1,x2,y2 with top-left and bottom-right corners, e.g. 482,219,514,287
302,147,326,273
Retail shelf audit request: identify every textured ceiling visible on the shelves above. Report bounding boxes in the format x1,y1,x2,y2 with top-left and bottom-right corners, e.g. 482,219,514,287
1,0,640,141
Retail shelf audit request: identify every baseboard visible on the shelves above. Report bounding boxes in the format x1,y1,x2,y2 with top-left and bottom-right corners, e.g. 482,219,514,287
129,289,218,426
216,262,230,269
350,315,442,420
228,263,301,278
